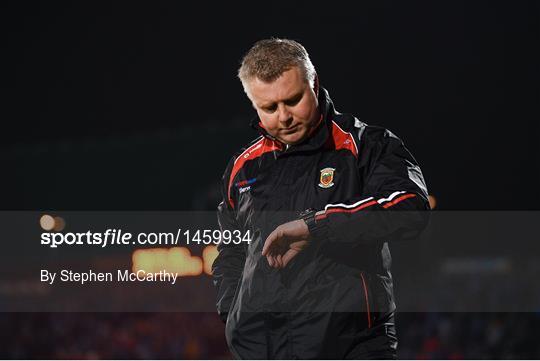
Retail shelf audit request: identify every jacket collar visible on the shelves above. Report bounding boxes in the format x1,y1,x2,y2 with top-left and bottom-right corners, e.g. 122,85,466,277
249,87,336,155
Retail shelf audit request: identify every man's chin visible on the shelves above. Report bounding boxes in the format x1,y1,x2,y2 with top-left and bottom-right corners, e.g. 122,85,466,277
278,131,307,145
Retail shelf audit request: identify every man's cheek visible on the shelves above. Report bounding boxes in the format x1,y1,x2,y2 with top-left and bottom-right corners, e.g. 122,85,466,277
266,123,279,134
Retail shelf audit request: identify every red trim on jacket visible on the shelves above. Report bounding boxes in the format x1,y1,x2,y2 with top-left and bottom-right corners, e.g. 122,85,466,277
329,120,358,157
360,273,372,328
318,200,378,219
228,138,281,208
382,193,416,209
314,193,417,220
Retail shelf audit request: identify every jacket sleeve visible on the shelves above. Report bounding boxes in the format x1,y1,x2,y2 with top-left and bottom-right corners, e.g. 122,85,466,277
211,157,247,323
310,127,430,245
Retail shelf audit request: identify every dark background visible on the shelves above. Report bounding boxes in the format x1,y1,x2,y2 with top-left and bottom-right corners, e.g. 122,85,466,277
1,0,539,359
2,0,538,211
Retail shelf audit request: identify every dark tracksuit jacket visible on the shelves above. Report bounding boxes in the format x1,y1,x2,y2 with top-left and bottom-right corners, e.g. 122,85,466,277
212,87,430,359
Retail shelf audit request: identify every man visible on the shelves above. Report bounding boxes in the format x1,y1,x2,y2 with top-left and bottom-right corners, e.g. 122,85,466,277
212,38,430,359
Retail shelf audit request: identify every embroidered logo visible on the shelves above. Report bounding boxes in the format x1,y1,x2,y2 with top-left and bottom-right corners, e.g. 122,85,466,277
235,178,257,194
318,168,335,188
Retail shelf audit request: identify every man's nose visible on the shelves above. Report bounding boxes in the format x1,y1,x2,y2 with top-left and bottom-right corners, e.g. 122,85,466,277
277,104,293,125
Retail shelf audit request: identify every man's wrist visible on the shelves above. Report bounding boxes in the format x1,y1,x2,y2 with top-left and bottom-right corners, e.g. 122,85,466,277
298,208,328,242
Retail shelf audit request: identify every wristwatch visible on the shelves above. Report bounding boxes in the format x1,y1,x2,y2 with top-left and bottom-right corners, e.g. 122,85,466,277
298,208,327,240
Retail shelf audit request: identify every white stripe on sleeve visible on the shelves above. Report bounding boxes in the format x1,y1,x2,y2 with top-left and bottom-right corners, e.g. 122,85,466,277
376,191,406,204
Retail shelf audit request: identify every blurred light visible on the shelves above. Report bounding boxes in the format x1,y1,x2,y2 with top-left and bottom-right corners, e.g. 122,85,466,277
132,248,167,273
53,216,66,232
168,247,203,276
40,214,55,231
428,195,437,209
203,246,218,275
132,247,203,276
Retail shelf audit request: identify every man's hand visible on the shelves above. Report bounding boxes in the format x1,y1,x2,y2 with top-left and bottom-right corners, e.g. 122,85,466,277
262,219,310,269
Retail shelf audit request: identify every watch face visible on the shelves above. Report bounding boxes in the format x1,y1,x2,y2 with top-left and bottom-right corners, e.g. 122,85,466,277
299,209,314,218
303,212,316,226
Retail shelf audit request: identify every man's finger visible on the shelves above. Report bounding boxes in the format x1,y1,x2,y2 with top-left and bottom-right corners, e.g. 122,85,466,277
262,229,278,256
271,254,279,268
276,254,283,268
282,249,298,267
290,240,309,251
266,255,273,267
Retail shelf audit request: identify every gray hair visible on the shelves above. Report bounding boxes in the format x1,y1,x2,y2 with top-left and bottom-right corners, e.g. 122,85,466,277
238,38,316,97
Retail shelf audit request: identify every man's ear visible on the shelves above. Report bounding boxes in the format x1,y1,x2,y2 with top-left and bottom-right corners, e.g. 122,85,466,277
313,74,319,97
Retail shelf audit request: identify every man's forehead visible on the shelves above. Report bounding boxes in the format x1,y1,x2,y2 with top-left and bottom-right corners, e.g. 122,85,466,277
248,68,306,105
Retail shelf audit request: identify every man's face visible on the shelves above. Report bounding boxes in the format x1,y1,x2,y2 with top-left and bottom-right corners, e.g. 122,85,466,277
246,67,320,145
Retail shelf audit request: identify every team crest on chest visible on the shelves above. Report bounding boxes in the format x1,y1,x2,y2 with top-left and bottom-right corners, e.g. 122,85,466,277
318,167,336,188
